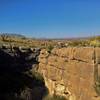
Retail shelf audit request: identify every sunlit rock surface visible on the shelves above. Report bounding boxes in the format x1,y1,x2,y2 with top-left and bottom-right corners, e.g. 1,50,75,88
38,47,100,100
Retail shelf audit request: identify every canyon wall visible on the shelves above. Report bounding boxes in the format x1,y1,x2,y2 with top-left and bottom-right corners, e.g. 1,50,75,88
38,47,100,100
0,46,48,100
1,46,100,100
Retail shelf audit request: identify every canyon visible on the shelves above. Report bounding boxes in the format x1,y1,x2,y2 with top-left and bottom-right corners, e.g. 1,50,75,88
0,45,100,100
0,46,48,100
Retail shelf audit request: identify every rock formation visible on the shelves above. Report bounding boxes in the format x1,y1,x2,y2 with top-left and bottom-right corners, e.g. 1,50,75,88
38,47,100,100
1,45,100,100
0,46,48,100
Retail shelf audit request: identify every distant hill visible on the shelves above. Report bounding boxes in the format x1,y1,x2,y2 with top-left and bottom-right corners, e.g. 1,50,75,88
0,33,26,39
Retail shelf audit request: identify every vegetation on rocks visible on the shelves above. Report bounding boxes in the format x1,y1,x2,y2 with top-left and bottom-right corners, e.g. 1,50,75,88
43,94,67,100
94,75,100,96
0,33,100,49
46,45,54,53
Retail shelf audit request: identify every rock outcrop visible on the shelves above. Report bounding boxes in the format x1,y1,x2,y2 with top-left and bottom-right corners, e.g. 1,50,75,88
0,46,48,100
1,45,100,100
38,47,100,100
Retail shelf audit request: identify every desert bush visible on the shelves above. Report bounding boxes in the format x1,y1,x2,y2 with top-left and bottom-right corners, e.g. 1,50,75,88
94,82,100,96
89,40,100,47
68,40,87,46
0,34,9,41
89,36,100,41
43,94,67,100
68,39,94,47
94,76,100,96
46,45,54,53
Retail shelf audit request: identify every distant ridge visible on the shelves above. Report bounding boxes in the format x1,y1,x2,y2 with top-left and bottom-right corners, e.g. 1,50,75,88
0,32,100,40
0,33,26,39
36,35,100,41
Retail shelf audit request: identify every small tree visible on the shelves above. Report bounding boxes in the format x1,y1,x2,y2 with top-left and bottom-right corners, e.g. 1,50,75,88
1,34,8,41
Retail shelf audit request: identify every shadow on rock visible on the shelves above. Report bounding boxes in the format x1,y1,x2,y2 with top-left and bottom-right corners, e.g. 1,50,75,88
0,48,48,100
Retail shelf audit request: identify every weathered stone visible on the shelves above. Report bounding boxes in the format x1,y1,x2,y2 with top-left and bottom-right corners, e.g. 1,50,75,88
39,49,49,58
38,47,100,100
44,78,56,95
51,47,75,59
95,47,100,64
98,64,100,77
77,62,94,79
38,57,47,64
48,56,68,69
47,65,62,81
38,63,46,70
55,84,66,95
74,47,94,63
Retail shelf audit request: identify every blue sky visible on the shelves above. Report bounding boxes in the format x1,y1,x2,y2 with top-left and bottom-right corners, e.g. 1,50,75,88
0,0,100,38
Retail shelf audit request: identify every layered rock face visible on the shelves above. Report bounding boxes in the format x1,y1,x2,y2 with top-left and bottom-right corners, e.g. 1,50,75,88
38,47,100,100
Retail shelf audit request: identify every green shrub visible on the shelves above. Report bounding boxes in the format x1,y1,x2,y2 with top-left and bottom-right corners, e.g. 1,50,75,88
46,45,54,53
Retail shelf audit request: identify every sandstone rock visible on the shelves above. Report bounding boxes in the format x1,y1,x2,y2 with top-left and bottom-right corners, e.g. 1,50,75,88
98,64,100,78
69,94,76,100
38,47,100,100
95,47,100,64
74,47,94,63
44,78,56,95
39,63,46,70
47,55,57,66
47,65,62,81
55,84,66,95
38,57,47,64
40,49,49,55
77,62,94,80
51,47,75,59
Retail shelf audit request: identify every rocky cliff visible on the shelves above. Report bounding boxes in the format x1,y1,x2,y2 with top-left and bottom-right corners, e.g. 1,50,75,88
1,46,100,100
0,46,48,100
38,47,100,100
